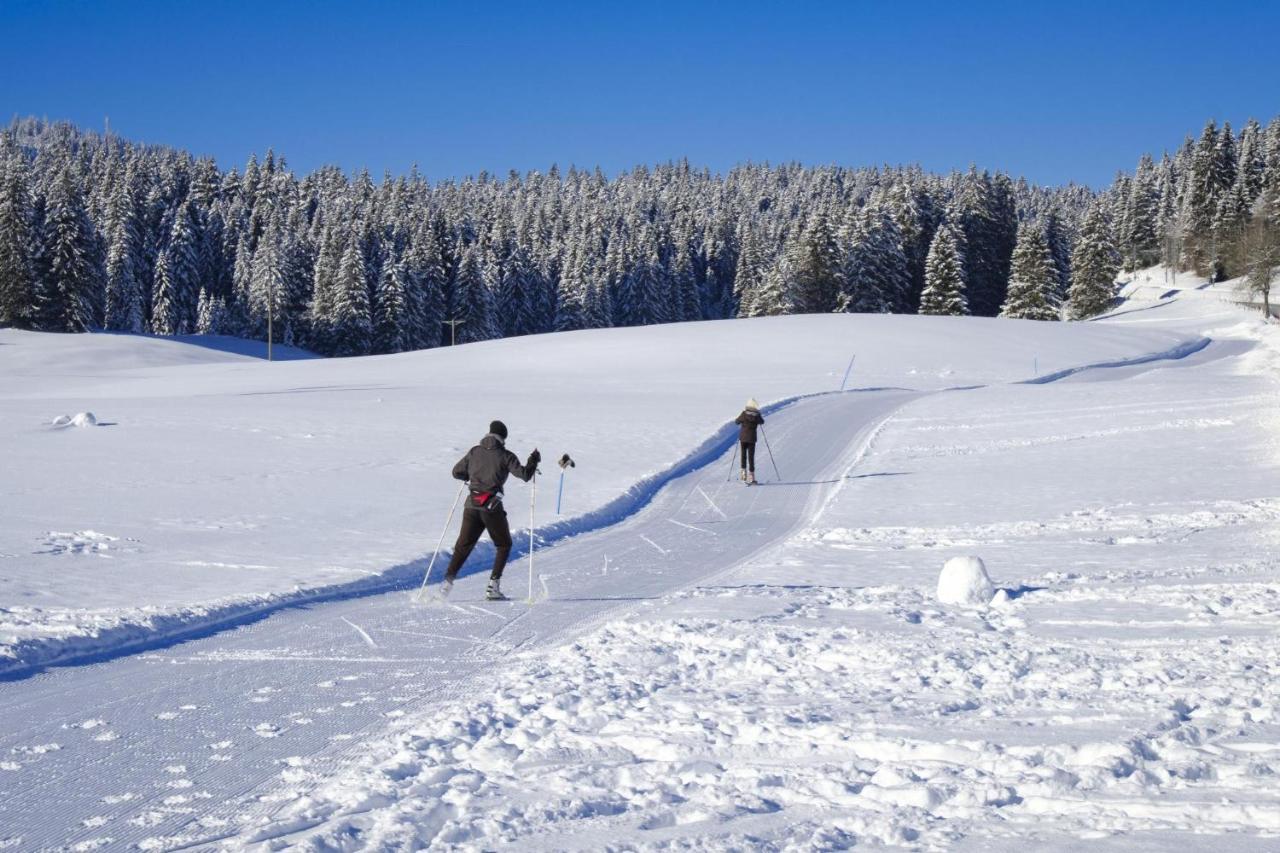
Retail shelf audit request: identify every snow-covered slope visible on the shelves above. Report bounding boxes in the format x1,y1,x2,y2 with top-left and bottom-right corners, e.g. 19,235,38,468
0,312,1193,676
2,269,1277,849
229,271,1280,850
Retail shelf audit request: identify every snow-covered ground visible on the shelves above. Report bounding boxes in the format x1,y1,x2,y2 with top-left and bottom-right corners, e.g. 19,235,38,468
0,313,1188,677
230,273,1279,850
2,269,1277,850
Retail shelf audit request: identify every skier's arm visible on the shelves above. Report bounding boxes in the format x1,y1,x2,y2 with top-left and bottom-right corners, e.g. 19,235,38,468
507,448,541,482
757,411,765,424
452,453,470,482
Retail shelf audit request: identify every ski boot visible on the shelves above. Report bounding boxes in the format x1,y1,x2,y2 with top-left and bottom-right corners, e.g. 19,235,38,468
439,578,454,599
485,578,508,601
739,468,747,482
747,471,757,485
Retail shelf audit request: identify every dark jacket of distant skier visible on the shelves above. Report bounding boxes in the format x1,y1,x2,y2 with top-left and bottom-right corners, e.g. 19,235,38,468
443,421,539,593
735,401,764,444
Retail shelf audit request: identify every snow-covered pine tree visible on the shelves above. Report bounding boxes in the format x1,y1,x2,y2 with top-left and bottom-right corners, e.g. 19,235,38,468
790,210,841,314
164,197,203,333
403,221,446,349
948,168,1016,317
1264,118,1280,228
1181,120,1230,273
103,175,146,332
0,137,38,328
151,248,180,335
1000,223,1060,321
328,234,372,356
450,241,498,344
1067,203,1120,320
248,218,287,342
307,225,341,352
1119,154,1159,270
1237,119,1266,207
747,248,794,317
1041,207,1072,301
553,238,588,332
373,249,412,353
41,162,102,331
732,224,766,316
615,224,664,327
918,224,967,316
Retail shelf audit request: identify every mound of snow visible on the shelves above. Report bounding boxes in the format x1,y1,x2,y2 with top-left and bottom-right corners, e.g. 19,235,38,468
51,412,97,428
937,556,995,606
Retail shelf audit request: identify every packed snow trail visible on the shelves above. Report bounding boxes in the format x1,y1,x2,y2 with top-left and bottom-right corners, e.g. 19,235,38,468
0,389,916,849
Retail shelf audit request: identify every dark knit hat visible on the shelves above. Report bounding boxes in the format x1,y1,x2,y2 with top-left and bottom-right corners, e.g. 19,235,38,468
489,420,508,439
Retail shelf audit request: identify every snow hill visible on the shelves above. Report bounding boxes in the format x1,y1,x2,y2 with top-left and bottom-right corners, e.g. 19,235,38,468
1,270,1278,850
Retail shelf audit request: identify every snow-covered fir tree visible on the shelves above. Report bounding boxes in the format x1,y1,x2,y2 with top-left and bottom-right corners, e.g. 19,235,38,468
1067,203,1120,320
41,162,102,332
328,235,372,356
918,225,967,316
0,138,38,328
1000,223,1060,321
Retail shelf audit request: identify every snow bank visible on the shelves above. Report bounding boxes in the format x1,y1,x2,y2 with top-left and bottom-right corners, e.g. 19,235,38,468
50,412,97,428
936,555,995,606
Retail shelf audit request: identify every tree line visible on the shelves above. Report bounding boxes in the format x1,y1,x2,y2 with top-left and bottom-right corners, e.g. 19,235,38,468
1,114,1276,355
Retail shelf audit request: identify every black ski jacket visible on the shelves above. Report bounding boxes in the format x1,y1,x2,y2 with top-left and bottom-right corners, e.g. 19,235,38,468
735,407,764,443
452,434,537,504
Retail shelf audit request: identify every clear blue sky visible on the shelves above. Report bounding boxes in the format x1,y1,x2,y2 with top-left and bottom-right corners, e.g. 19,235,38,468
2,0,1276,188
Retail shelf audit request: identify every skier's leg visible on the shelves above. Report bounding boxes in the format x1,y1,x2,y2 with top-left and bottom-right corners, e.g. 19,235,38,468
483,510,514,580
739,442,748,479
747,442,756,473
443,508,484,582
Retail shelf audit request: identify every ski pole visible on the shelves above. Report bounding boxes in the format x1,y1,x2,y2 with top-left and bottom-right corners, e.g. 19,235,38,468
413,483,466,602
528,469,537,603
726,443,739,482
760,425,782,482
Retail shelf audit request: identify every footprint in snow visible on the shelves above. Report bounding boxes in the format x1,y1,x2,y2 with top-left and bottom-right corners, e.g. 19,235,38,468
64,718,107,730
164,765,186,774
253,723,282,738
154,711,179,721
101,793,136,805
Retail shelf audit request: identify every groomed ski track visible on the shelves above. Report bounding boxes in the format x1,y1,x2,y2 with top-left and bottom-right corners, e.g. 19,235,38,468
0,333,1237,848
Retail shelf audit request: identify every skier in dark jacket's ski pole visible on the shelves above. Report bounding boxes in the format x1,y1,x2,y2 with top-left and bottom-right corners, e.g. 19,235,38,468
734,398,764,485
442,420,540,600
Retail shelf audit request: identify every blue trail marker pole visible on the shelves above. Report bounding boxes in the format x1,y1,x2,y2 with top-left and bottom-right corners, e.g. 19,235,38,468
555,453,575,514
839,354,857,391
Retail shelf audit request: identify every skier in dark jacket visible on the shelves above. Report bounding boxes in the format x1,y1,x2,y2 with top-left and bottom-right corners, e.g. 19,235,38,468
734,398,764,484
442,420,540,600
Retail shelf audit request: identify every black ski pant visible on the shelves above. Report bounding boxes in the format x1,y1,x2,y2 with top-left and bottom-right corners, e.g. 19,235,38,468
739,441,757,473
444,506,512,581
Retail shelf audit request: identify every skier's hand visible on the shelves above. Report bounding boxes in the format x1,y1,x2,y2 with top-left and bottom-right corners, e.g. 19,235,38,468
527,449,541,472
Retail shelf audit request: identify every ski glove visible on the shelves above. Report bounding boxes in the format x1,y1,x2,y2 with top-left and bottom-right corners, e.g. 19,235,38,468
526,449,541,473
